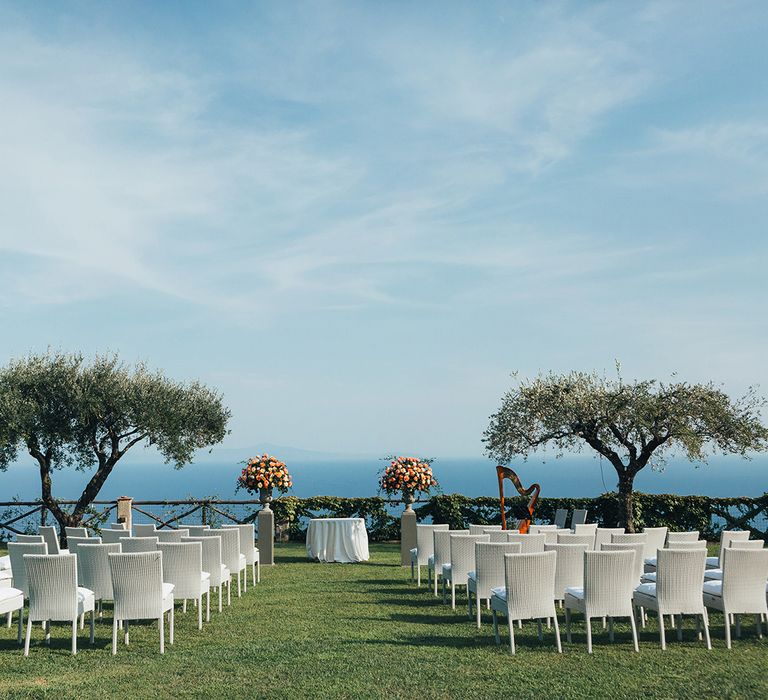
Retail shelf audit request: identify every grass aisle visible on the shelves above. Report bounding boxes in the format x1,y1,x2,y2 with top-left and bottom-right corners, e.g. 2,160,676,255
1,542,767,699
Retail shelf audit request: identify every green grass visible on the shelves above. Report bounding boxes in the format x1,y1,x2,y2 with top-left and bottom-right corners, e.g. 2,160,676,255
1,542,767,699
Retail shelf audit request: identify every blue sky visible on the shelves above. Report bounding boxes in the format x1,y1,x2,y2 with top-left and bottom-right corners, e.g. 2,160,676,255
1,1,767,459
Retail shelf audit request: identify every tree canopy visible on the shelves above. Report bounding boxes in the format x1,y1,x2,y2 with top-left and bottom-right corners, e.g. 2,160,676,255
0,352,231,531
483,370,768,530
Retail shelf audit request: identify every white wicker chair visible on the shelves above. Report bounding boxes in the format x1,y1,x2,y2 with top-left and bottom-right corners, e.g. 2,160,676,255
571,510,588,527
545,543,589,605
38,527,65,555
16,535,45,544
0,587,24,646
529,525,558,534
611,533,646,546
121,537,159,553
67,536,102,585
557,533,593,547
564,550,639,653
633,548,710,650
134,524,158,537
467,542,521,628
573,523,598,546
642,528,668,559
223,524,260,588
505,533,546,553
109,551,175,654
553,509,568,529
64,527,88,539
23,554,95,655
101,530,131,545
644,541,707,578
469,524,501,535
702,547,768,648
428,529,469,596
109,523,128,530
442,534,490,609
182,536,230,614
491,551,561,654
707,531,750,569
7,542,47,643
667,531,700,544
77,543,121,617
201,529,241,602
410,524,448,586
594,528,624,551
156,530,189,543
185,526,211,537
703,540,765,581
158,542,210,629
602,543,645,585
485,530,511,543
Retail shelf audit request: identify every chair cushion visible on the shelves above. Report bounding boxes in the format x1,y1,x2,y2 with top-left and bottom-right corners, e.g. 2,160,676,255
640,572,657,583
564,587,584,600
704,569,723,581
0,587,24,603
0,570,11,581
0,587,23,615
644,557,657,568
467,571,476,583
490,586,506,601
409,548,417,556
441,563,452,579
162,582,175,598
702,581,722,597
77,587,96,614
0,555,9,571
634,582,657,598
705,556,719,569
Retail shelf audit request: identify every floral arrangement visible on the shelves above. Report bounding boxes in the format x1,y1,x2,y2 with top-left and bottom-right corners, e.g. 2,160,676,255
379,455,438,496
237,454,293,494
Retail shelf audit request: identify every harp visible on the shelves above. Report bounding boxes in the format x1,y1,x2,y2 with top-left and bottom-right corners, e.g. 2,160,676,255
496,465,540,534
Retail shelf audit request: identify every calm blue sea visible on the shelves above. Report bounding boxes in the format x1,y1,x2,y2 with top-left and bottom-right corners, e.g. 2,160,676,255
1,454,766,502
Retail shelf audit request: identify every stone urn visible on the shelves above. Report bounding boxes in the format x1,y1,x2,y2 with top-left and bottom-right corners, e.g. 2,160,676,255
402,490,415,511
259,487,274,511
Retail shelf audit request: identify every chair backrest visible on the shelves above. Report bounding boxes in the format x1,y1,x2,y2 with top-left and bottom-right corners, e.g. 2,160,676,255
718,531,750,567
473,542,521,598
583,550,635,617
25,554,79,622
545,543,589,599
469,524,500,535
594,528,624,551
182,536,224,585
65,527,88,539
655,548,706,613
134,524,158,537
67,536,102,556
185,525,211,537
721,548,768,612
448,534,490,582
78,543,121,599
729,540,764,550
642,527,668,559
156,530,186,543
121,537,159,553
601,542,644,584
16,534,44,544
505,533,546,553
502,551,557,620
414,524,449,564
101,529,131,545
157,542,203,598
109,551,166,619
666,531,700,544
573,523,597,546
110,523,128,530
203,529,240,573
8,542,47,594
557,533,593,547
433,530,469,569
38,526,61,555
571,509,588,526
611,533,646,546
529,525,558,534
223,524,257,559
666,540,706,550
553,509,568,529
487,530,511,543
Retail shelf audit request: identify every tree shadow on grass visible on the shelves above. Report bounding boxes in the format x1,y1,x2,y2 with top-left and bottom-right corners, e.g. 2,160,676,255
388,612,474,626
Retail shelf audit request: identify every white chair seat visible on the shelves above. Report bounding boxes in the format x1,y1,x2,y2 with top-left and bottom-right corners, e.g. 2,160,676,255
161,582,175,613
0,587,24,612
644,557,657,568
702,580,722,597
0,570,12,584
705,556,719,569
467,571,477,583
221,564,231,580
633,582,657,599
640,572,657,583
0,555,10,571
239,553,246,567
490,586,506,601
249,550,259,563
564,586,584,600
441,563,452,579
704,568,723,581
200,572,211,593
76,587,96,615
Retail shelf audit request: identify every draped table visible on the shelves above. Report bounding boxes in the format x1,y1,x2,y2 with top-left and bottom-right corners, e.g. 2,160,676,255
306,518,370,563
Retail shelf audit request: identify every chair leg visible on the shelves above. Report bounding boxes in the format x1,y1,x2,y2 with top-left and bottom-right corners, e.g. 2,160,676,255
565,607,572,643
639,606,646,629
45,620,50,645
677,614,683,642
586,617,592,654
553,613,562,653
71,619,77,655
417,565,421,587
24,616,32,656
537,619,543,642
629,612,639,653
218,585,222,613
735,614,741,639
509,618,516,655
608,616,614,643
237,571,242,598
112,617,118,655
659,612,666,650
434,569,439,597
696,615,702,640
244,568,247,593
170,604,175,645
725,611,732,649
756,615,763,639
451,582,456,610
6,611,10,629
410,561,414,581
159,614,165,655
493,610,500,645
17,606,23,646
703,610,712,650
198,596,203,630
125,620,129,645
183,599,187,614
207,590,211,623
476,597,482,629
442,577,446,604
90,610,95,645
227,579,231,606
467,586,473,618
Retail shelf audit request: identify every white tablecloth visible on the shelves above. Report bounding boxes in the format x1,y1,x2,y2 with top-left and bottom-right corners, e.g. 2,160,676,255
306,518,370,563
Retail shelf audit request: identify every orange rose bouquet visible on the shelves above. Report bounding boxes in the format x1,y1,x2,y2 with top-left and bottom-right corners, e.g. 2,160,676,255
379,455,438,498
237,454,293,494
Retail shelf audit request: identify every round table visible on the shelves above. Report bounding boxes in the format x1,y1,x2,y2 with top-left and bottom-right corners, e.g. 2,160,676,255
306,518,370,563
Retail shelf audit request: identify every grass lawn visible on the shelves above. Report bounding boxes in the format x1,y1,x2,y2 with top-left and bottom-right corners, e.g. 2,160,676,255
1,542,767,699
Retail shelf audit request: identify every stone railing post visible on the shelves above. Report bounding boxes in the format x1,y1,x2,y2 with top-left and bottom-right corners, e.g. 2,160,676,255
400,502,417,567
258,499,275,566
116,496,133,532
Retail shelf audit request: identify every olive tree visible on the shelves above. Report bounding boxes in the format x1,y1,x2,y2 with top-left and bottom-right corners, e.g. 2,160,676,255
0,352,230,537
483,371,768,531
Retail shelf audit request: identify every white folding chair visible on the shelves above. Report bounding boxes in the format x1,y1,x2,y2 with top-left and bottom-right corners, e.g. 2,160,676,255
158,542,210,630
223,524,260,588
183,536,229,614
442,534,489,609
428,530,468,596
467,542,521,628
410,524,448,586
120,537,159,553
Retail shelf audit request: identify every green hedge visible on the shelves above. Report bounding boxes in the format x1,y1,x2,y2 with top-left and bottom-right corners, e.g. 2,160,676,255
271,492,768,542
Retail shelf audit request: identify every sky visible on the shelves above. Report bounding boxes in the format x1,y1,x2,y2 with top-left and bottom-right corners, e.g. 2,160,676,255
1,1,767,462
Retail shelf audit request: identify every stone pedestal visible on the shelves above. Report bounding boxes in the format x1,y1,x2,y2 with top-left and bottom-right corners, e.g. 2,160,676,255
401,507,417,567
116,496,133,532
258,506,275,566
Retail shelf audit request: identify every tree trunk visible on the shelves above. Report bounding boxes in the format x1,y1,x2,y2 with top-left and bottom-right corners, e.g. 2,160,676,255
617,474,636,533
